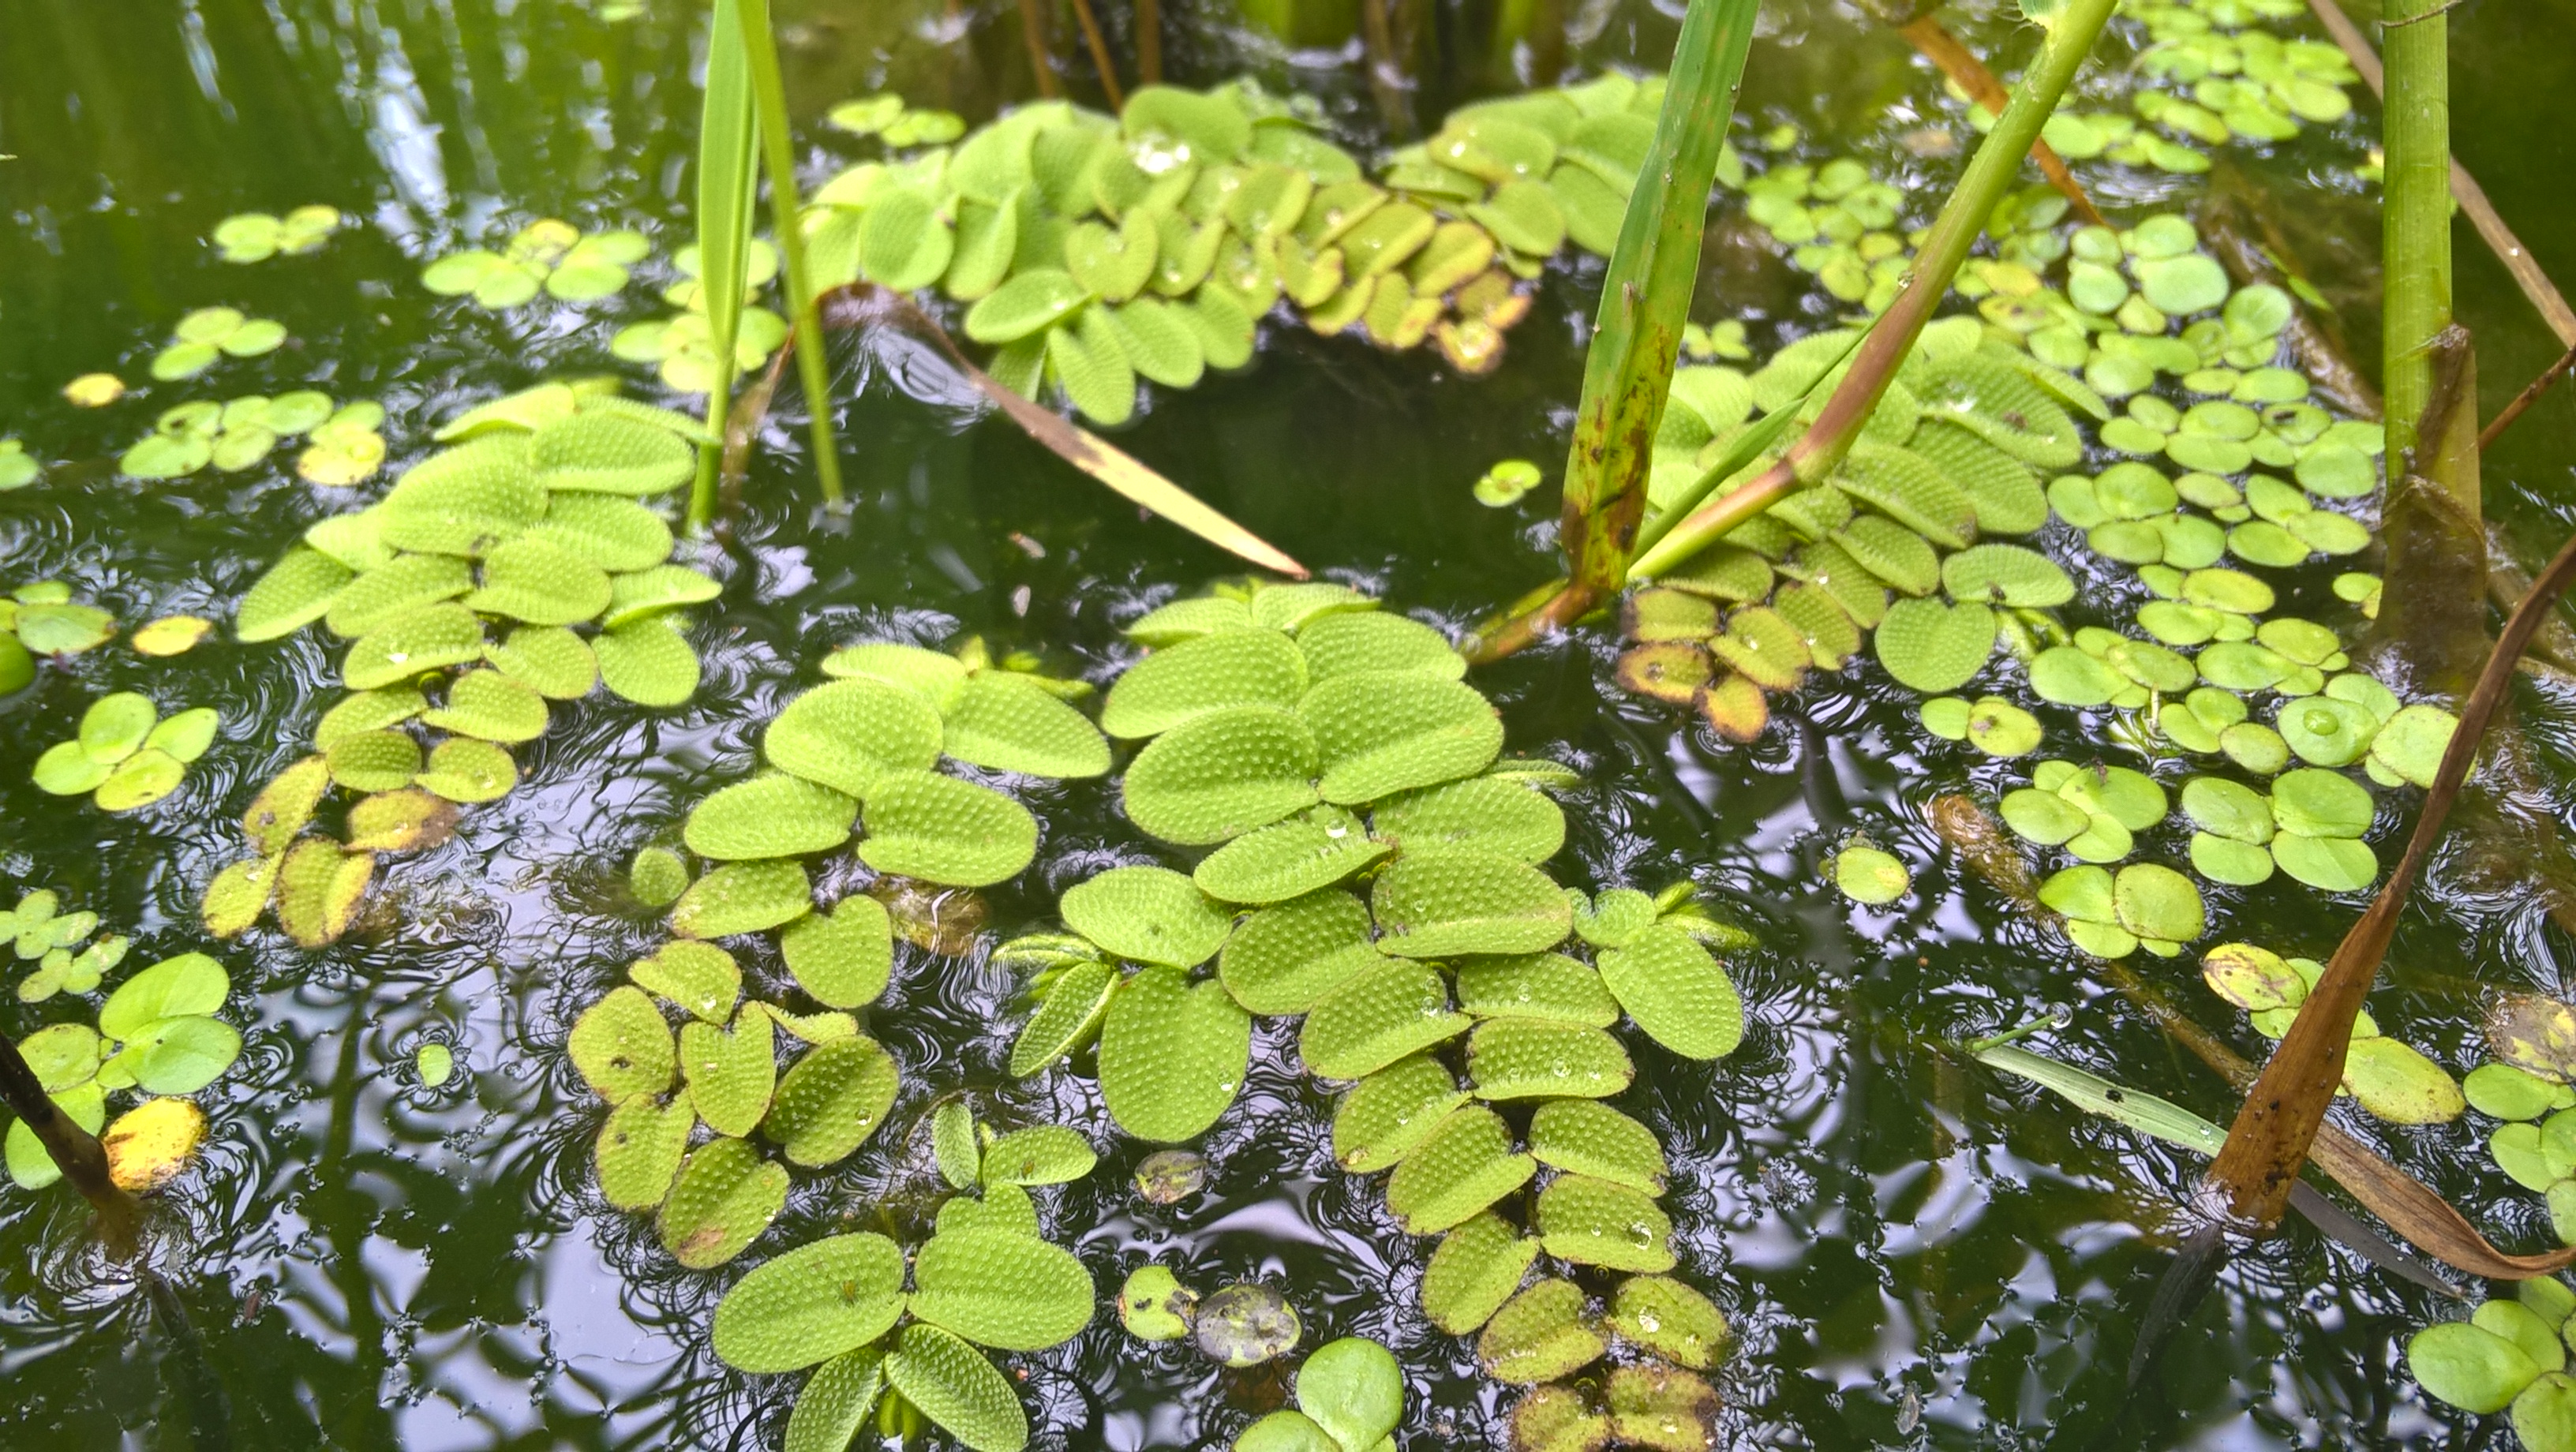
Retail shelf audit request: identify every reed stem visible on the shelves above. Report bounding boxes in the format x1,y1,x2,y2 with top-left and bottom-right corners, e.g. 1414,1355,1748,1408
2379,0,2454,477
737,0,848,511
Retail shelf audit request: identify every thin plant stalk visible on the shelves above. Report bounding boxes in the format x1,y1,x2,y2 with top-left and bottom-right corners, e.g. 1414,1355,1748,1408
1616,0,2125,590
1461,0,1761,657
1017,0,1061,98
0,1031,140,1259
687,0,759,533
2300,0,2576,350
736,0,847,511
1065,0,1126,109
2379,0,2454,475
1897,15,2104,227
1136,0,1162,84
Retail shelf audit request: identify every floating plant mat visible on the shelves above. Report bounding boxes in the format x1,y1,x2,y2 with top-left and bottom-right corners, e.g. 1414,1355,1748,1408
561,582,1748,1445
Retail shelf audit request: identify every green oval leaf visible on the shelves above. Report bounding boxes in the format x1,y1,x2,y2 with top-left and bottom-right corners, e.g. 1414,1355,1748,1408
1594,923,1744,1059
1101,629,1309,739
1099,964,1251,1142
1299,672,1503,805
857,770,1037,887
1062,865,1232,967
1121,705,1321,846
712,1232,907,1373
910,1226,1096,1350
766,678,948,799
1299,957,1471,1080
763,1034,900,1166
685,774,860,861
657,1136,788,1269
1371,850,1574,958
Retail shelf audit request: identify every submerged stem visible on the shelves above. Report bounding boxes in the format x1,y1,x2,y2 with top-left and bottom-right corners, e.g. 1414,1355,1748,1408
0,1031,140,1259
2379,0,2454,471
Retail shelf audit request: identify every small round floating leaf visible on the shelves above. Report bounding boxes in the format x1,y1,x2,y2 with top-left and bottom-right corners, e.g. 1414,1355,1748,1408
1372,850,1573,958
2343,1036,2465,1125
32,741,110,797
272,840,374,947
629,846,690,908
96,750,187,813
1099,964,1252,1143
1195,806,1387,904
99,954,228,1040
2271,768,2375,839
421,668,549,743
966,268,1091,344
1371,777,1564,863
821,642,971,706
1536,1174,1676,1272
2369,704,2456,788
1332,1054,1468,1173
1300,958,1470,1080
764,1034,900,1167
16,601,116,656
1874,598,1996,694
603,565,722,628
1596,924,1743,1059
568,985,676,1102
657,1137,789,1270
2409,1322,2541,1415
78,693,159,762
594,1096,691,1209
1833,844,1909,905
525,493,673,573
1101,629,1308,739
911,1226,1096,1350
1608,1276,1728,1369
1193,1284,1301,1370
1061,865,1231,968
145,708,219,764
672,860,813,939
2278,695,2377,767
342,602,485,690
1385,1105,1537,1234
1299,672,1503,805
2466,1063,2558,1122
1466,1019,1634,1101
1571,889,1658,950
858,770,1037,887
765,678,947,799
1009,960,1119,1076
1121,705,1321,846
685,774,859,862
1127,596,1256,645
1478,1279,1607,1385
1119,1264,1199,1342
2271,833,2379,892
941,672,1110,779
1296,1337,1404,1452
1964,698,2043,757
416,736,518,803
466,536,613,626
2027,646,2125,706
486,624,599,699
345,785,461,855
200,853,282,937
100,1097,208,1192
327,729,422,792
594,617,702,706
2111,864,2205,946
681,1012,777,1137
712,1233,907,1373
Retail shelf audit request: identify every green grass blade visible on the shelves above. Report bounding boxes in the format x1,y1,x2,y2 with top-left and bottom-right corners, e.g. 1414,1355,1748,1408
1629,330,1862,561
736,0,846,511
1976,1043,2226,1155
1556,0,1760,597
689,0,759,531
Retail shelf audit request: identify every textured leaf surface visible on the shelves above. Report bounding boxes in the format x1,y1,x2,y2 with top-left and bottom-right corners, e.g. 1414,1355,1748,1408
820,642,969,706
1009,960,1119,1076
766,678,946,799
1372,850,1574,957
342,602,485,690
1300,672,1503,804
324,553,474,638
1193,806,1387,904
1300,958,1472,1080
784,1350,886,1452
763,1034,900,1166
594,617,702,706
1454,952,1620,1027
781,899,895,1009
630,941,741,1023
1607,1275,1728,1368
1061,865,1231,967
1099,629,1307,738
420,668,550,743
532,410,695,494
940,672,1110,778
857,770,1037,887
1466,1019,1634,1100
1296,1337,1404,1452
1536,1173,1676,1271
1121,705,1320,845
980,1125,1098,1185
711,1233,906,1373
1217,890,1380,1015
657,1137,788,1269
1420,1211,1540,1334
1296,611,1465,682
882,1323,1027,1452
485,625,599,698
1370,777,1564,863
1331,1053,1467,1173
236,548,353,642
672,860,813,938
680,1011,777,1137
594,1095,691,1209
684,774,859,861
1477,1278,1607,1384
1595,923,1745,1059
1529,1099,1668,1191
465,535,612,626
909,1226,1096,1350
1099,964,1250,1142
1383,1105,1535,1233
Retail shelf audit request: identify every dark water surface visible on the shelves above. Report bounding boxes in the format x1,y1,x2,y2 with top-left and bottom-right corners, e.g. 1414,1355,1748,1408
5,0,2576,1447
